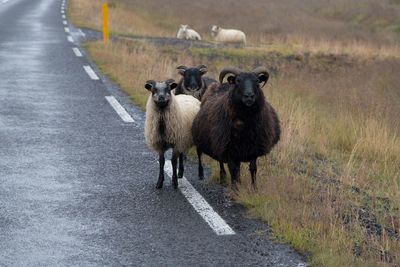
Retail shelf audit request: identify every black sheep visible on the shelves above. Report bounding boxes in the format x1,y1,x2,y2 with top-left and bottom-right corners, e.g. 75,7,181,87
175,65,217,100
192,67,280,188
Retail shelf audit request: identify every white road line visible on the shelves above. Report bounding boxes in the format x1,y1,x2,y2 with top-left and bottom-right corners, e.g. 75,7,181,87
67,36,73,42
83,65,99,80
72,47,82,57
62,15,66,19
64,27,70,33
61,10,64,14
164,160,236,236
63,20,67,25
78,29,86,37
105,96,135,123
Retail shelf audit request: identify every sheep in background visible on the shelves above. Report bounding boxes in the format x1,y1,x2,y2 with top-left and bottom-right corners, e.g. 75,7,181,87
175,65,217,100
210,25,246,46
192,67,280,188
144,79,200,189
176,25,202,40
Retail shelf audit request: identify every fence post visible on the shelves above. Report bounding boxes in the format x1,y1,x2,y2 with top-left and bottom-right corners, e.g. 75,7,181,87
102,1,109,44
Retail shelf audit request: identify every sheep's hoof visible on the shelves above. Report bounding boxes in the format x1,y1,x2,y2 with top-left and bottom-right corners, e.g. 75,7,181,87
199,175,204,180
219,176,227,185
156,181,163,189
231,182,239,191
178,172,183,179
172,182,178,189
251,183,258,191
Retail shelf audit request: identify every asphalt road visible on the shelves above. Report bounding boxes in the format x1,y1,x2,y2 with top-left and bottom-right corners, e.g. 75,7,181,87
0,0,305,266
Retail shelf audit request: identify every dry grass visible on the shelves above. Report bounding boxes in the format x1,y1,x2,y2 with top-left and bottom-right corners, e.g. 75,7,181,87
70,0,400,266
68,0,173,36
85,39,400,266
257,34,400,60
116,0,400,44
69,0,400,59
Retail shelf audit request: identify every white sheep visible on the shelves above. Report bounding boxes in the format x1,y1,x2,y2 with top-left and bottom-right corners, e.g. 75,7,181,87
210,25,246,46
176,24,202,40
144,79,200,189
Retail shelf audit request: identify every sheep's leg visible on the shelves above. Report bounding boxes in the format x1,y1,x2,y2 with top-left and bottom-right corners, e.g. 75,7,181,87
249,159,257,189
197,147,204,180
171,152,179,189
227,160,240,190
219,161,227,185
156,153,165,189
178,153,184,178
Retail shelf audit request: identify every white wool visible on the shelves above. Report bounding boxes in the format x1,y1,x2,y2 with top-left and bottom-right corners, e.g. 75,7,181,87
211,26,246,45
145,94,200,154
176,25,201,40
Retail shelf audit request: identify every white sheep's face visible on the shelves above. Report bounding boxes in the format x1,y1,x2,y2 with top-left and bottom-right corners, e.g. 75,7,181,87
211,25,219,37
180,25,188,32
145,80,177,109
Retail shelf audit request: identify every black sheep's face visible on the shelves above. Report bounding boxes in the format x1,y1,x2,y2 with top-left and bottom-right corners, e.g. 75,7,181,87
177,65,207,92
229,72,269,107
145,80,177,109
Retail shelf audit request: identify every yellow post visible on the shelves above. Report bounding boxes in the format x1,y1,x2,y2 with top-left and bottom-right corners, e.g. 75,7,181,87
102,1,109,44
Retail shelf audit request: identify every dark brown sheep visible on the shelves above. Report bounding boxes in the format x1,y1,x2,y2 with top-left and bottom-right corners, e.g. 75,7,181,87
175,65,217,100
192,67,280,188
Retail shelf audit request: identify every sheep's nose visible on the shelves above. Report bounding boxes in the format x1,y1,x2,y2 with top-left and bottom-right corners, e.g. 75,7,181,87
158,95,165,101
244,92,255,99
188,84,198,91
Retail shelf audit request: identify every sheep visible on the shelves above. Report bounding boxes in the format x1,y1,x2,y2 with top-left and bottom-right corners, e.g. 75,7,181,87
176,25,202,41
192,67,280,188
210,25,246,46
174,65,217,100
144,79,201,189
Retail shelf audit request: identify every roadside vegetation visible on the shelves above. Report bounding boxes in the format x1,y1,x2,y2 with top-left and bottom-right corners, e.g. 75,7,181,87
70,0,400,266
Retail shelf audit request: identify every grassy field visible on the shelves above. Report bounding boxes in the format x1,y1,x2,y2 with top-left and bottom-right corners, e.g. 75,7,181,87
70,0,400,266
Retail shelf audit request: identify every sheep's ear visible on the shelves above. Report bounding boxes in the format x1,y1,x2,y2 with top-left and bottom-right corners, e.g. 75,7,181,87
165,79,176,90
258,73,269,88
227,75,236,84
176,65,187,76
197,65,207,75
145,80,155,91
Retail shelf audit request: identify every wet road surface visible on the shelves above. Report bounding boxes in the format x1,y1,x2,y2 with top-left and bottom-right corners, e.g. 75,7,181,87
0,0,305,265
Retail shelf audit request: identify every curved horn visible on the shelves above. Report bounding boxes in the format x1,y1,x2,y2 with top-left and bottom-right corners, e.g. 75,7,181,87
176,65,188,75
196,64,207,75
219,67,242,84
252,66,269,88
196,64,207,70
252,66,269,75
176,65,188,71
